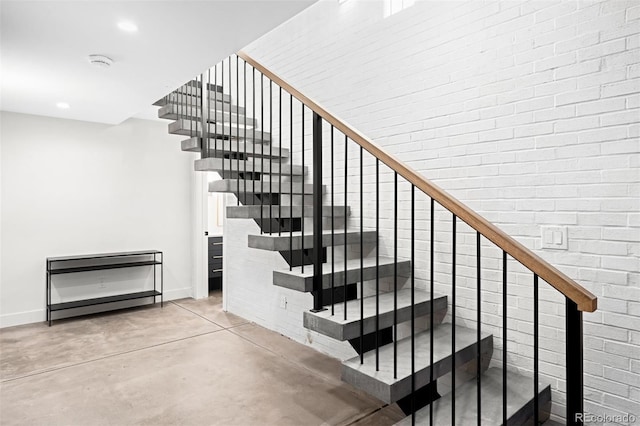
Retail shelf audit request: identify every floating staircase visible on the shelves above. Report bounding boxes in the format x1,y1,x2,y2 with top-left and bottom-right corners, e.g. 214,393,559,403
157,54,595,424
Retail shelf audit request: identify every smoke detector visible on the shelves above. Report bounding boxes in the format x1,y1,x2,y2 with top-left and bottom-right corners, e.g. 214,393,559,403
88,55,113,68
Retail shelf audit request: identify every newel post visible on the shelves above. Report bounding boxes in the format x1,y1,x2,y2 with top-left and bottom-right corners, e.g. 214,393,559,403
566,299,584,425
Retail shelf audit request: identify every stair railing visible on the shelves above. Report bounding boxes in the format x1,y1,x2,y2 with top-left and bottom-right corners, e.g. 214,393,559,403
238,51,597,425
165,51,597,425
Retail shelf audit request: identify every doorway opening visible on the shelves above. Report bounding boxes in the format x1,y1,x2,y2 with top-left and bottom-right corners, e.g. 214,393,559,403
207,173,224,297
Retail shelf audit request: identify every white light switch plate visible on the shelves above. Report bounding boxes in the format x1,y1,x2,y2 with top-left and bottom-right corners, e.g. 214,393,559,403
541,226,568,250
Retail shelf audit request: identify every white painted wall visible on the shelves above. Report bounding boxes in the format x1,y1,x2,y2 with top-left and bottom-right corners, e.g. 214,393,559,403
221,0,639,422
0,112,194,327
224,215,356,360
207,174,225,237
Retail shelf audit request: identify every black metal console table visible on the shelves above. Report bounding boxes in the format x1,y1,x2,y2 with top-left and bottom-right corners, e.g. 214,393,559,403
46,250,163,326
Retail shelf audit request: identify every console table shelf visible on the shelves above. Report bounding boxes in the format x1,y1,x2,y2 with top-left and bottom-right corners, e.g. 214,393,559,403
50,261,162,275
46,250,163,326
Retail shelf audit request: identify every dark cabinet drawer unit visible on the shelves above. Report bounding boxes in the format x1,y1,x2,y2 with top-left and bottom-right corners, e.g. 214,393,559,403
208,237,223,283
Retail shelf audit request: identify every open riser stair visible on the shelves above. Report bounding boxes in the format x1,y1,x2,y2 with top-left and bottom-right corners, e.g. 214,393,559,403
157,54,596,425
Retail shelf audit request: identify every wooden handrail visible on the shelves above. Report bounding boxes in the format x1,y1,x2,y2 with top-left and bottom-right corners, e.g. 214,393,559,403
238,51,597,313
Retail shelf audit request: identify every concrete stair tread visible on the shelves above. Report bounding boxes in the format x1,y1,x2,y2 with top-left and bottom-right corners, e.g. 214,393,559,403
227,205,348,219
342,324,492,403
303,288,447,341
248,230,377,251
156,96,241,113
159,104,254,126
181,137,288,159
169,119,270,143
209,179,316,194
273,256,411,292
395,367,551,425
195,157,305,176
153,89,232,107
177,80,224,94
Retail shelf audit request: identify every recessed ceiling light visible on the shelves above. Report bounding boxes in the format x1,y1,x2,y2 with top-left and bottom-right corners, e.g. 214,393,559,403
56,102,70,109
117,21,138,32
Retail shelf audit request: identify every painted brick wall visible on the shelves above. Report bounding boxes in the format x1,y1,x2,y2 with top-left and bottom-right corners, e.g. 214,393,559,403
222,0,639,421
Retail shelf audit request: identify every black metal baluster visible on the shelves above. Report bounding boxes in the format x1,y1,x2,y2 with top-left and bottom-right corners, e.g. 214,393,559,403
235,55,239,205
207,69,211,156
301,104,305,274
344,135,348,321
375,158,379,371
221,59,225,177
279,86,282,236
503,250,507,426
411,185,415,425
289,94,293,271
429,197,434,424
243,61,247,201
182,83,186,125
253,68,256,208
178,84,182,124
195,77,198,140
260,72,264,233
214,66,218,158
534,273,539,425
394,171,398,379
200,74,206,159
331,126,335,315
189,80,193,138
566,300,584,426
359,145,364,364
269,80,273,233
452,214,457,424
196,77,199,140
477,231,482,426
312,112,323,313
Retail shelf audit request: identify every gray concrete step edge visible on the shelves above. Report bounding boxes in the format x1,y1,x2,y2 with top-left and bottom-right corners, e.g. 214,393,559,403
248,230,377,251
303,288,448,341
194,157,306,176
395,367,552,425
159,104,255,126
227,205,349,220
209,179,318,194
273,256,411,292
181,137,288,158
169,119,271,142
342,323,493,403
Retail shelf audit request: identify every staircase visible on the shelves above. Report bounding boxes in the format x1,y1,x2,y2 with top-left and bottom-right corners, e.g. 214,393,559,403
156,53,596,425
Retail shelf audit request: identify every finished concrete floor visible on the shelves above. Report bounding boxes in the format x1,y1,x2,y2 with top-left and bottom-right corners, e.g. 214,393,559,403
0,293,405,425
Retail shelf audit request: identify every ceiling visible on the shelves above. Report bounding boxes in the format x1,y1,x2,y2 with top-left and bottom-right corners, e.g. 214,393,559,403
0,0,316,124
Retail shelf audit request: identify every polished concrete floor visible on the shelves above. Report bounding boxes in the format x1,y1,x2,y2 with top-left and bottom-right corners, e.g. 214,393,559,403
0,292,405,425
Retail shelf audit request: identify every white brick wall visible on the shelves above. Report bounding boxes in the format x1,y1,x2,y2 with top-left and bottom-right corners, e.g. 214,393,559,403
223,0,640,421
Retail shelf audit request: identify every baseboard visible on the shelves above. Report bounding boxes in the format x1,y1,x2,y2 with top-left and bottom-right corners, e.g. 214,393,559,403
0,309,44,329
163,287,193,301
0,287,193,329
